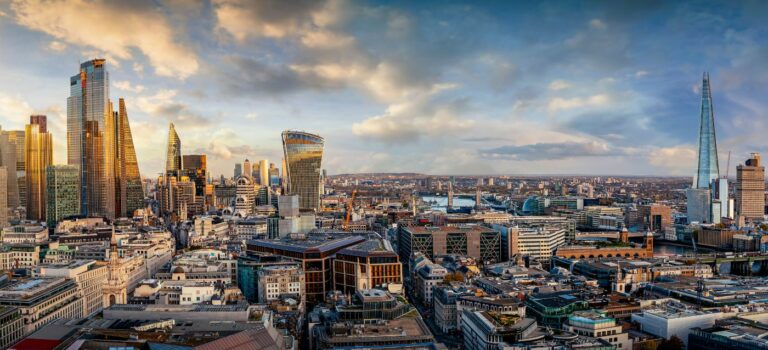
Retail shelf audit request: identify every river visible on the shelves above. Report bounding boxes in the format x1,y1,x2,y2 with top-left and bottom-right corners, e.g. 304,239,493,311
421,195,476,213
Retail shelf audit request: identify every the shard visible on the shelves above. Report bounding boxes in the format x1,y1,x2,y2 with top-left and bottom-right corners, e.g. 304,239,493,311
693,72,719,189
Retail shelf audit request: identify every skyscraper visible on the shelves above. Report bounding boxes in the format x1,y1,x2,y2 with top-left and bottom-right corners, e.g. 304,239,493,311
68,59,109,217
693,72,719,189
46,165,80,228
259,159,269,186
282,130,324,211
0,166,7,227
182,154,207,199
117,99,143,217
243,159,252,179
0,129,19,210
736,153,765,221
6,130,26,209
234,163,242,179
25,118,53,221
687,73,720,224
165,123,182,178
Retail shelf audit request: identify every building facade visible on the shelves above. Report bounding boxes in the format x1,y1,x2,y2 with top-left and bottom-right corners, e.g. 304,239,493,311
46,165,80,228
736,153,765,221
25,119,53,221
282,131,324,211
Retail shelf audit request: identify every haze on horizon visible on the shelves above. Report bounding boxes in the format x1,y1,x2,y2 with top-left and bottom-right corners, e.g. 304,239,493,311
0,1,767,178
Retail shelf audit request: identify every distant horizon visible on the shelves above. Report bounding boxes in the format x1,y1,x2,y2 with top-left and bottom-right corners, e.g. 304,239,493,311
1,1,767,177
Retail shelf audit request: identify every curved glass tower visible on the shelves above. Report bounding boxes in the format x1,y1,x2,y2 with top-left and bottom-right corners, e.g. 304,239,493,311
694,72,719,189
166,123,182,178
282,130,324,211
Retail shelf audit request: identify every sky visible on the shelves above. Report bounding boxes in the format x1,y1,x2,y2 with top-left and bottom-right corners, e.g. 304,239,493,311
0,0,767,178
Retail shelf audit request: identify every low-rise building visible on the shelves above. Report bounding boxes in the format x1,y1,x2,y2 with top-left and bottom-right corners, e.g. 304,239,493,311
0,307,24,349
631,302,724,347
564,310,631,350
34,260,108,317
0,278,83,335
257,264,304,303
461,309,542,350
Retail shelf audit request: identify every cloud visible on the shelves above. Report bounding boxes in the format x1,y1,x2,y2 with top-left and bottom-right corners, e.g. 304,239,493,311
10,0,199,79
135,90,211,127
634,70,649,78
352,85,474,142
0,93,34,124
213,0,326,41
46,41,66,52
481,141,625,160
589,19,607,29
548,80,571,91
547,94,610,112
113,81,145,93
647,145,696,175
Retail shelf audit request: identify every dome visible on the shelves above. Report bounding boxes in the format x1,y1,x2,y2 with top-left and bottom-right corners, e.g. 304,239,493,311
521,196,538,214
172,267,185,273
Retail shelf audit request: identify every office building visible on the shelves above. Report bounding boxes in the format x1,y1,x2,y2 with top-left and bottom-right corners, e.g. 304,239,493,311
258,159,269,186
233,163,242,178
505,227,567,261
246,232,366,305
165,123,182,178
693,72,720,190
269,162,280,186
462,309,541,350
282,130,324,211
234,176,255,217
332,236,403,294
243,158,252,180
631,302,724,348
397,225,502,267
736,153,765,220
257,264,304,303
0,167,6,227
564,310,631,350
0,129,20,211
25,119,53,221
46,165,80,228
68,59,109,217
687,72,720,224
639,204,672,232
182,154,207,200
111,99,143,218
0,277,84,335
35,260,109,317
0,307,23,350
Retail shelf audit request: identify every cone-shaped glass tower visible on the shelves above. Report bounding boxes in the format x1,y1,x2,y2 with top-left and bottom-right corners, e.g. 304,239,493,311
694,72,719,189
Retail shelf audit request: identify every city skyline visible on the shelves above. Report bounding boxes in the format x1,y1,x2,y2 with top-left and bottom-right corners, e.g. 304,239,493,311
1,1,768,177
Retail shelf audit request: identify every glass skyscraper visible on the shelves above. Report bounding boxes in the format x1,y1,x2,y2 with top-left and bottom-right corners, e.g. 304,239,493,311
25,119,53,221
282,130,324,211
694,72,719,189
68,59,109,216
166,123,182,178
106,98,143,218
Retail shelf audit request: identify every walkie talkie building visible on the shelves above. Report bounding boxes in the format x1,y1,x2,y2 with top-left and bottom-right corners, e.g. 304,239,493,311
282,130,324,211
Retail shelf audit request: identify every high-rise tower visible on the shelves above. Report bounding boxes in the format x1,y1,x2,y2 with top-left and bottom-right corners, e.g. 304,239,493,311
165,123,182,178
736,153,765,221
0,128,20,210
116,99,143,217
281,131,324,211
25,117,53,221
693,72,719,189
68,59,109,217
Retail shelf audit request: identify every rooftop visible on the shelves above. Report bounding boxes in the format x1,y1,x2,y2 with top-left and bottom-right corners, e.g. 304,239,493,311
247,232,367,254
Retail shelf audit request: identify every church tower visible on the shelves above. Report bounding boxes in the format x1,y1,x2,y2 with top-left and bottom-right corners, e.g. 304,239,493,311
103,226,128,306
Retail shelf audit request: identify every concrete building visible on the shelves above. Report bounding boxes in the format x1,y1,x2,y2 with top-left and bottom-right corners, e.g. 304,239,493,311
332,236,403,294
461,309,542,350
413,254,448,306
45,165,80,229
313,316,435,350
34,260,108,317
246,231,366,305
631,302,724,347
1,223,48,244
103,303,253,322
0,278,83,335
639,204,672,232
0,307,23,350
257,264,304,303
398,225,502,268
736,153,765,221
564,310,631,350
504,227,566,261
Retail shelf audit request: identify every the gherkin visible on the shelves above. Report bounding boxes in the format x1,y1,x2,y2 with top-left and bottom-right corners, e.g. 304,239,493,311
694,72,719,189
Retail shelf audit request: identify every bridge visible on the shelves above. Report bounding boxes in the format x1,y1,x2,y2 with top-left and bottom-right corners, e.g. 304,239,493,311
670,252,768,275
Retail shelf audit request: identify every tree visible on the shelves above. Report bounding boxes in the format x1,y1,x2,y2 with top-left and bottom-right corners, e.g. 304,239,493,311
658,335,684,350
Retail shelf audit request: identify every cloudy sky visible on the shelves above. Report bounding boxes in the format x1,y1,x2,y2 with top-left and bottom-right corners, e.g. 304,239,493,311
0,0,767,178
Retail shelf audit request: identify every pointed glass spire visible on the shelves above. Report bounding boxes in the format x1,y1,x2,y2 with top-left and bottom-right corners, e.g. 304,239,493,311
166,123,182,178
694,72,719,189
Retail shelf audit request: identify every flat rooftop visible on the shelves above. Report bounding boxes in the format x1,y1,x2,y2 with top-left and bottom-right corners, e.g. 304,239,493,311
248,232,367,254
405,225,498,235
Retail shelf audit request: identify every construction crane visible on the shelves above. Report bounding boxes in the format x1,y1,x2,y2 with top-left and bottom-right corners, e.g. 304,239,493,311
343,189,357,231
